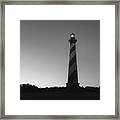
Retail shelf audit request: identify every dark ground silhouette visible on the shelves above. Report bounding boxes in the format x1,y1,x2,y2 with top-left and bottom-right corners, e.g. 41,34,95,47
20,84,100,100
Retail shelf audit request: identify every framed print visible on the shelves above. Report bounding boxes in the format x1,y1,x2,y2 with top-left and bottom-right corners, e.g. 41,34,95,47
0,0,119,119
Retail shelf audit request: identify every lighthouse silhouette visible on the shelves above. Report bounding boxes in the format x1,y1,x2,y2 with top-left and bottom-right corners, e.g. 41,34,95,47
66,33,79,88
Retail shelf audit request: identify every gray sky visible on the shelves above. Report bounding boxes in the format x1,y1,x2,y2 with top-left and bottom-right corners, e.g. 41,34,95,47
20,20,100,88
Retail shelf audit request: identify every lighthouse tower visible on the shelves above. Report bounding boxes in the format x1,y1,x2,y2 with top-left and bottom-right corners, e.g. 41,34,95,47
66,33,79,88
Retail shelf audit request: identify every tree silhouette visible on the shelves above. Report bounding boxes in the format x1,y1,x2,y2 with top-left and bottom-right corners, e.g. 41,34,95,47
20,83,100,100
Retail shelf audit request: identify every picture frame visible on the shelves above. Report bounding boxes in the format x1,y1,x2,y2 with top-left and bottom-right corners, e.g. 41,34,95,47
0,0,119,119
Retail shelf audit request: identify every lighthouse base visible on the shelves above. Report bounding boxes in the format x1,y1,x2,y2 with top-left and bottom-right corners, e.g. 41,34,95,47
66,83,79,89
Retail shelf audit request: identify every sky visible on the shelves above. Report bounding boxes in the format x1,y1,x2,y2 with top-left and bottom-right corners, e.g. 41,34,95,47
20,20,100,88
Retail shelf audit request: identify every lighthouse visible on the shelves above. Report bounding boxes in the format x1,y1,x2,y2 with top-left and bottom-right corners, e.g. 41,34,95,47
66,33,79,88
